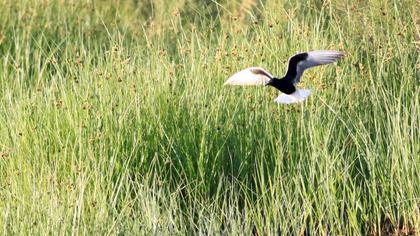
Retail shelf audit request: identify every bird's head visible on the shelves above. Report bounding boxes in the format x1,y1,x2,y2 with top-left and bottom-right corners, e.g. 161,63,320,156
265,78,274,86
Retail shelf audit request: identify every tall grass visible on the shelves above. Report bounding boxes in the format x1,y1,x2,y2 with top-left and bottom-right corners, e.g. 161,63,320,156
0,0,419,234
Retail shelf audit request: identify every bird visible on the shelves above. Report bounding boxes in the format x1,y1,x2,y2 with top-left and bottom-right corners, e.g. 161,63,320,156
224,50,345,104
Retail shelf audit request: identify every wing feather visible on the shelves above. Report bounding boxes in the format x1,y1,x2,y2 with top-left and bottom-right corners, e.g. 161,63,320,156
285,50,344,84
224,67,274,86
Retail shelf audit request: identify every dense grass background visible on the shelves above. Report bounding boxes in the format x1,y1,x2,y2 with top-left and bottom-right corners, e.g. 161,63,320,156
0,0,419,234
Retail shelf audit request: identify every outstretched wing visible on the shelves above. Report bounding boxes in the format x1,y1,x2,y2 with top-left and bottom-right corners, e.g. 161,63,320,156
284,50,344,84
224,67,274,86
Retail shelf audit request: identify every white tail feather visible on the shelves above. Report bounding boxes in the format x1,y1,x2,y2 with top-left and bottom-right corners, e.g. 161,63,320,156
274,89,312,104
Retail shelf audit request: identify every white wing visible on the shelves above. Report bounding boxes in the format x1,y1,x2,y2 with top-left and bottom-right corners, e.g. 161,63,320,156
224,67,274,86
291,50,345,84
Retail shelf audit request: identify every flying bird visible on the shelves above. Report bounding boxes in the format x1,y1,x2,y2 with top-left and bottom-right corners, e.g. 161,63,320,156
224,50,345,104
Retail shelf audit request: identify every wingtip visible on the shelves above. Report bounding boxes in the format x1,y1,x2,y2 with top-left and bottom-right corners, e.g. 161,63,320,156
326,50,346,60
337,51,346,58
327,50,346,57
332,50,346,58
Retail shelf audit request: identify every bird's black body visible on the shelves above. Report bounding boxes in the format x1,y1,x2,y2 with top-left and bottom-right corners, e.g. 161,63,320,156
267,78,296,94
266,52,309,94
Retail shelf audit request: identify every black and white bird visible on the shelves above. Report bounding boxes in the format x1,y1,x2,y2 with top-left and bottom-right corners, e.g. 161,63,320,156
224,50,345,104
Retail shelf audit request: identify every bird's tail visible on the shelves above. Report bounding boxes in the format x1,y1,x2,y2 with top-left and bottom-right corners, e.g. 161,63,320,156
274,89,312,104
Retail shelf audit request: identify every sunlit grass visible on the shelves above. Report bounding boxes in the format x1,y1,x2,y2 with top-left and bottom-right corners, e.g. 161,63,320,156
0,0,419,234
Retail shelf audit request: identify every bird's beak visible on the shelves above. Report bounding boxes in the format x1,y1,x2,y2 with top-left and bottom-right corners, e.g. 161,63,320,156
265,79,273,86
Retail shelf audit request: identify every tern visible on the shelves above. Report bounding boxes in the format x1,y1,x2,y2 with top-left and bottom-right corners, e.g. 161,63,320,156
224,50,345,104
